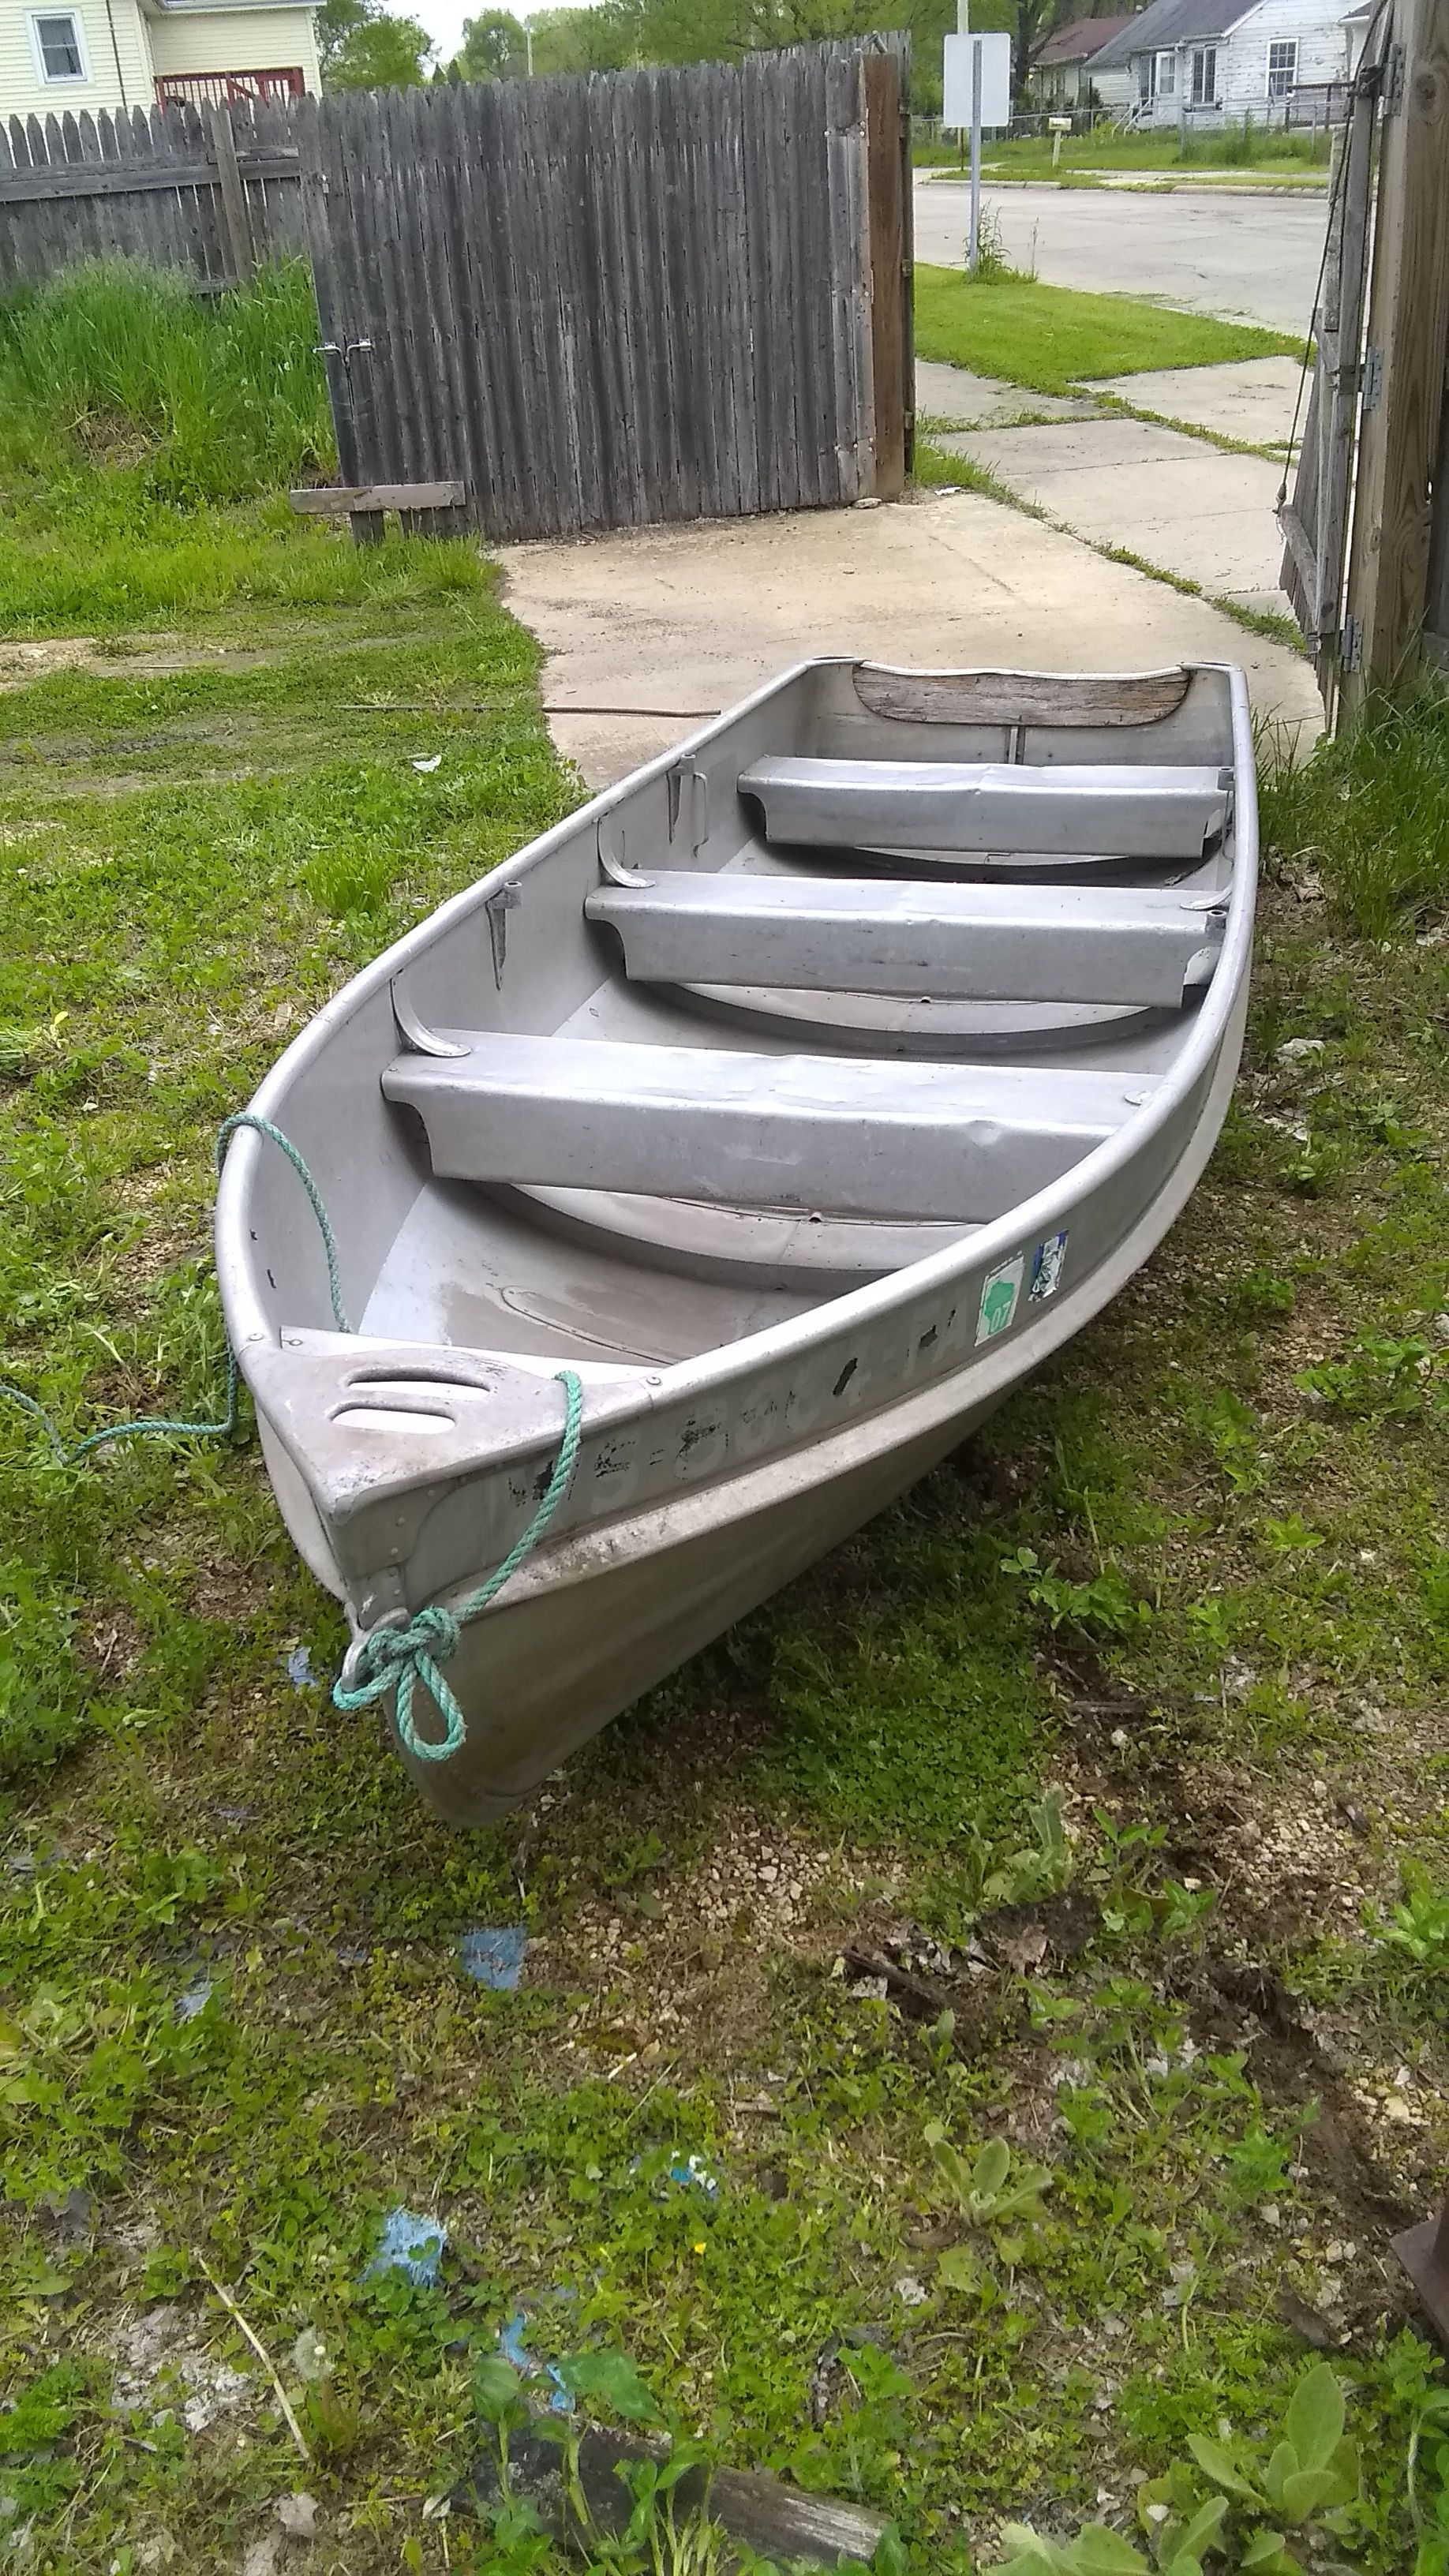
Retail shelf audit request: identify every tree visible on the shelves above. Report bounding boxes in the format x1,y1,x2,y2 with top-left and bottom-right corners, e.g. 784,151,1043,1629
454,8,529,79
317,0,434,89
525,3,638,75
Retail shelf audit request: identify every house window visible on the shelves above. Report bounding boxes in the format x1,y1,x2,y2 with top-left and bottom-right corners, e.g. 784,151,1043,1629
1157,50,1176,95
28,9,89,82
1267,37,1298,96
1137,53,1157,99
1190,44,1217,103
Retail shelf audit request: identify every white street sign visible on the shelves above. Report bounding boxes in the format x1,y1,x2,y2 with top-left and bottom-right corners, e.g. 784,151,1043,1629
943,30,1012,129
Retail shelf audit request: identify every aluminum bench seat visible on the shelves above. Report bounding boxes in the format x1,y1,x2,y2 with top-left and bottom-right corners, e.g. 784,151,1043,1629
586,872,1226,1008
737,755,1229,861
382,1032,1155,1222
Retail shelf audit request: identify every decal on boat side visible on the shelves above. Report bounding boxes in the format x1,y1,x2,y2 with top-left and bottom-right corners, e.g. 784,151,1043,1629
1030,1231,1069,1303
975,1255,1025,1346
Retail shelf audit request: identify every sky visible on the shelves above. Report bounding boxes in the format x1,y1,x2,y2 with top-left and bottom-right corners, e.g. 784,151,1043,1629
413,0,473,63
410,0,597,73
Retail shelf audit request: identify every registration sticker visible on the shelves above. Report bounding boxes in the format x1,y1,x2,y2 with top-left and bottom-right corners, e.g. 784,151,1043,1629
975,1254,1025,1345
1030,1230,1069,1303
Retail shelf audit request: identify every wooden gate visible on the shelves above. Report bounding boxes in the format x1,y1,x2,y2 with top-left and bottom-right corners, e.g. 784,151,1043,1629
1278,35,1383,707
1280,0,1449,718
295,38,912,545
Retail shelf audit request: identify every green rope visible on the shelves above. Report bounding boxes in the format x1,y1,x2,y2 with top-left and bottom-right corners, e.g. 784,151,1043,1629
2,1106,586,1766
0,1350,241,1463
215,1111,351,1333
332,1365,585,1763
0,1112,332,1464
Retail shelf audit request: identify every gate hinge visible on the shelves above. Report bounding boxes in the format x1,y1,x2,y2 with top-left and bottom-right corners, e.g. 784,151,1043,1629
1383,40,1406,111
1361,346,1383,410
1339,613,1363,672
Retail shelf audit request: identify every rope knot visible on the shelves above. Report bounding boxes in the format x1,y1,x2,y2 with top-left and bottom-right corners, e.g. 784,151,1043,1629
333,1604,466,1762
328,1365,584,1768
359,1604,461,1684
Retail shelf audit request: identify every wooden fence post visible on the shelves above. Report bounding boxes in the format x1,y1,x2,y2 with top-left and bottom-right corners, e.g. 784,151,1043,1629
1342,0,1449,711
206,100,255,283
864,48,906,500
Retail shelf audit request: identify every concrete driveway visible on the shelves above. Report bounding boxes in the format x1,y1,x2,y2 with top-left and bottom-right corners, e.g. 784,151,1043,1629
913,178,1326,336
499,489,1320,789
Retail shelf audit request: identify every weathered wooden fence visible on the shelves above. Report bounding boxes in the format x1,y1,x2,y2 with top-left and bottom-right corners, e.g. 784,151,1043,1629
298,39,912,542
0,39,913,541
0,98,304,287
1279,0,1449,720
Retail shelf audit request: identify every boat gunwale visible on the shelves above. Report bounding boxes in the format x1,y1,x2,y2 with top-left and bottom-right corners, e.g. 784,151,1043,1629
215,659,1256,1435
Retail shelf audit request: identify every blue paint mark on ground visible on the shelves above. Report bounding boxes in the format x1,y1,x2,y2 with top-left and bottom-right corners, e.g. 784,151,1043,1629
362,2207,447,2286
459,1925,529,1990
498,2309,574,2413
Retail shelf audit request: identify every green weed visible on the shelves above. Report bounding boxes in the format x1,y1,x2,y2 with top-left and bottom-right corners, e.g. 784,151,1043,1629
1372,1863,1449,1970
1260,689,1449,937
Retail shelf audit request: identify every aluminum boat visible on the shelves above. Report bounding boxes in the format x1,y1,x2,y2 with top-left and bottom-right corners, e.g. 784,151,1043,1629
215,659,1256,1823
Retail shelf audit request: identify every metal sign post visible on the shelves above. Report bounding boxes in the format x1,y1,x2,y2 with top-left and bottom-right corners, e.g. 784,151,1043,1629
942,31,1013,275
969,41,983,271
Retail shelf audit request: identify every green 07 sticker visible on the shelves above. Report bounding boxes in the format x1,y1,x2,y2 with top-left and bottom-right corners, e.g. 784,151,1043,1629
975,1254,1025,1346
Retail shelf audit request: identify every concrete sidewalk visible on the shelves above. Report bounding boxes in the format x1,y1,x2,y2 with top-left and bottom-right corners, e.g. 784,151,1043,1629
497,487,1319,790
1083,354,1305,450
935,411,1287,619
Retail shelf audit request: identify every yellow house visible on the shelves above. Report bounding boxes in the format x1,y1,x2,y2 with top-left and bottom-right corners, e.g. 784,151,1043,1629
2,0,320,122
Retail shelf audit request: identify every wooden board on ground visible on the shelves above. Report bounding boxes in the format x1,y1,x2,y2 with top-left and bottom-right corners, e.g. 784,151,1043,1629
467,2421,889,2570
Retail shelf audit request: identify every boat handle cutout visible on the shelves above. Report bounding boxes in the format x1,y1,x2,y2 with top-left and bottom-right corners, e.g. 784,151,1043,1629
391,976,468,1058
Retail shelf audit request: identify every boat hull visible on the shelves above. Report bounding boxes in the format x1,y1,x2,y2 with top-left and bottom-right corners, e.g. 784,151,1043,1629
382,976,1245,1822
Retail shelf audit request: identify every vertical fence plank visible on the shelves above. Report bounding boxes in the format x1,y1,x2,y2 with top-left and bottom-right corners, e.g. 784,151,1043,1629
206,101,253,282
864,48,905,501
1343,0,1449,706
740,53,781,516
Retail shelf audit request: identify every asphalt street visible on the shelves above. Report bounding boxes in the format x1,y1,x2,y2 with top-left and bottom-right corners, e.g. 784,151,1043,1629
913,178,1327,337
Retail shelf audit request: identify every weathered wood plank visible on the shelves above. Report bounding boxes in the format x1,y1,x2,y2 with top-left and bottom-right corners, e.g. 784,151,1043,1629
290,481,465,514
864,47,905,500
206,101,255,280
1344,0,1449,706
851,664,1193,727
469,2421,889,2570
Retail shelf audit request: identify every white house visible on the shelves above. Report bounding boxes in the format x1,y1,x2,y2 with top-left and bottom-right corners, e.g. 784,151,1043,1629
1029,13,1140,112
1088,0,1358,125
2,0,320,123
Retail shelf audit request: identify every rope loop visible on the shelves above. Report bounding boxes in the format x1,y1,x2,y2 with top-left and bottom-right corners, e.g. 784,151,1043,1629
331,1368,585,1765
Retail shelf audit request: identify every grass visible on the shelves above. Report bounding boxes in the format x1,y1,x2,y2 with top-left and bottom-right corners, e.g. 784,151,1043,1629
1261,683,1449,938
3,263,1449,2574
913,264,1305,396
0,258,486,636
921,122,1331,185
